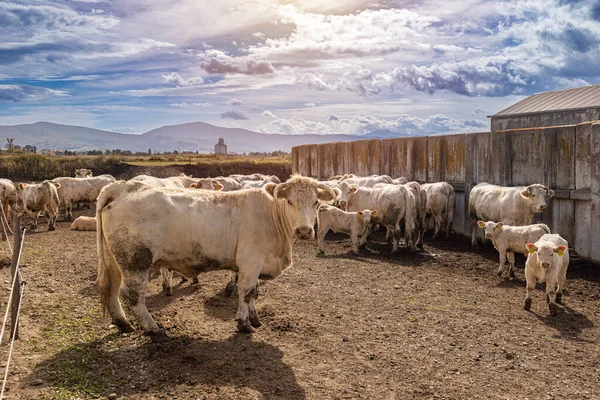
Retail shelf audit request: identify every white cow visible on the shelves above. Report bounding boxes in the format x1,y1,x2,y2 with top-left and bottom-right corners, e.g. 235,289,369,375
478,221,550,277
469,183,554,247
75,169,93,178
0,179,17,229
524,234,569,316
96,176,335,341
71,216,97,231
392,177,408,185
317,205,377,254
241,180,273,189
336,181,415,252
229,174,281,184
131,174,197,189
421,182,456,239
189,179,224,191
16,181,60,231
342,175,394,187
211,177,243,191
54,175,116,221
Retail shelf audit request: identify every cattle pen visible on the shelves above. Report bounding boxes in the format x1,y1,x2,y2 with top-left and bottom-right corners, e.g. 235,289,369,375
292,121,600,262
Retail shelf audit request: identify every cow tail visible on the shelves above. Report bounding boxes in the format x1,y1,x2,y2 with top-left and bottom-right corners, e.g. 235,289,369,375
96,183,117,316
541,224,551,234
446,183,456,230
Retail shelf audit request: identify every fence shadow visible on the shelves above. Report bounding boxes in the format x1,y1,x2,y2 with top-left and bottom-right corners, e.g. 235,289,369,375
28,333,306,399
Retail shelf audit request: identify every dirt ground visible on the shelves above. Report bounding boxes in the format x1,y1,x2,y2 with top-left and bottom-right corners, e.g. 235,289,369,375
0,206,598,400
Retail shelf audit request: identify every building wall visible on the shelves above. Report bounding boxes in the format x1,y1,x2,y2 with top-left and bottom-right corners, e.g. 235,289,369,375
292,122,600,261
491,108,600,132
214,144,227,155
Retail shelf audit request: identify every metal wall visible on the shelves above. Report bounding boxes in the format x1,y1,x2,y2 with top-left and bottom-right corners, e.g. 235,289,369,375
491,108,600,132
292,122,600,261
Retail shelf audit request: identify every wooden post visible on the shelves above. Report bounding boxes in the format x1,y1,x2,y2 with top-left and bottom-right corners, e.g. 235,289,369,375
9,215,22,340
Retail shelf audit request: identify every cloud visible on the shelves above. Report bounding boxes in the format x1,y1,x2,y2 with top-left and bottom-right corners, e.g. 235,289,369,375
471,107,488,115
228,98,243,106
251,32,266,39
262,110,276,118
304,102,317,107
221,110,249,120
259,112,488,135
200,57,275,75
170,102,188,107
162,72,204,86
0,84,69,102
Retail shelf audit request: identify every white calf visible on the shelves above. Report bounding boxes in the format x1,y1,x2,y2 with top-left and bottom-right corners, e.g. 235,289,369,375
317,205,377,254
524,234,569,316
71,216,97,231
478,221,550,277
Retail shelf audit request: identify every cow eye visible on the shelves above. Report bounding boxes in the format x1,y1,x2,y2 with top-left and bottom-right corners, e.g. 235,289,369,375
314,200,319,207
287,199,293,206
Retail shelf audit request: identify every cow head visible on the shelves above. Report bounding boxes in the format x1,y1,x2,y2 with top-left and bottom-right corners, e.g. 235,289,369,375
336,181,359,211
190,179,223,191
478,220,503,239
358,209,377,225
520,184,554,213
526,242,566,269
267,176,335,240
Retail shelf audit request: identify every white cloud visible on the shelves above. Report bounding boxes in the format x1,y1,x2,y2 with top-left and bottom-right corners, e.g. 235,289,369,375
304,102,317,107
170,102,188,107
262,110,276,118
162,72,204,86
221,110,249,120
228,98,243,106
0,84,69,102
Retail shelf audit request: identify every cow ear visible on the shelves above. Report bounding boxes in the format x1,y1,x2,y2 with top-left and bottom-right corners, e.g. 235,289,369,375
477,221,485,228
349,184,358,193
264,183,277,198
212,183,224,191
372,210,378,217
546,189,554,198
554,245,567,256
317,188,334,201
332,188,341,197
520,190,531,198
496,222,503,230
52,181,61,189
526,243,537,254
190,183,198,189
357,211,363,217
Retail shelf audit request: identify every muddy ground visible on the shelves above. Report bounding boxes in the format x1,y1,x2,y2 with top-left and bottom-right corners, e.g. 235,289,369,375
0,206,598,400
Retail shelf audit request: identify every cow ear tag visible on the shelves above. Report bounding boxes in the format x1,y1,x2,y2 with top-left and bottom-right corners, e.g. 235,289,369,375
557,248,565,257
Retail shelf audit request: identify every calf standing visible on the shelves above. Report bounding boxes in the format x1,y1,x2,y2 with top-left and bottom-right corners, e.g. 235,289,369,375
16,181,61,231
523,234,569,316
317,205,377,254
478,221,550,277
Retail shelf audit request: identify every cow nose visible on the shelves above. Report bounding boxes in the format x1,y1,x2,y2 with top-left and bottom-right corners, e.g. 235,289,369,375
541,262,550,268
485,234,491,239
295,226,313,239
339,201,347,207
539,205,548,211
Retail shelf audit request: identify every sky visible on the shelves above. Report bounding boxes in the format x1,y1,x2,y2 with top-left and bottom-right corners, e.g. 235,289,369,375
1,0,599,136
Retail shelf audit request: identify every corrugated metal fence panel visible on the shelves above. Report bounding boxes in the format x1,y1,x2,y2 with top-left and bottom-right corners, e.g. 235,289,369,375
445,134,467,183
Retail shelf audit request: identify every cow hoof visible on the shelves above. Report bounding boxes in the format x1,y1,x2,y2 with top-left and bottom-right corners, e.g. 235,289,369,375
236,319,256,334
180,277,189,283
146,330,170,343
523,298,532,311
249,314,262,328
48,226,55,232
496,270,503,277
164,289,173,296
546,294,550,304
114,319,135,333
192,277,199,284
556,293,563,305
548,302,558,316
509,270,516,278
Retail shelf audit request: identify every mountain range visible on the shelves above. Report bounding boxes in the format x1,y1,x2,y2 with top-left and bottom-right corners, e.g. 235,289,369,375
0,121,413,153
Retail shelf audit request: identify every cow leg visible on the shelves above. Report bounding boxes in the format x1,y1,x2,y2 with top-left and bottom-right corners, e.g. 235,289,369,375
497,251,507,276
236,270,260,333
546,279,558,316
507,252,516,277
66,202,73,221
351,232,360,254
121,269,166,341
317,224,329,254
224,272,238,297
556,268,567,305
445,212,454,238
361,225,372,246
160,267,173,296
523,267,535,311
391,225,400,253
103,252,133,333
470,219,478,248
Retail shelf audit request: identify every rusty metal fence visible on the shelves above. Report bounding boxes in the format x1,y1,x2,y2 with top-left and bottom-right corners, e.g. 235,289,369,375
292,122,600,261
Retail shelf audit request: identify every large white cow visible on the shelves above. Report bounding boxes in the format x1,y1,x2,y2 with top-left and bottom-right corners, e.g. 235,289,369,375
131,173,197,189
54,175,116,220
421,182,456,239
478,221,550,277
96,176,335,341
469,183,554,247
16,180,60,231
336,181,415,252
341,175,394,187
75,169,93,178
524,234,569,316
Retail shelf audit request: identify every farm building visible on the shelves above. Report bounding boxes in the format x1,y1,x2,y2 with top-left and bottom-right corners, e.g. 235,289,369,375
490,84,600,132
214,137,227,155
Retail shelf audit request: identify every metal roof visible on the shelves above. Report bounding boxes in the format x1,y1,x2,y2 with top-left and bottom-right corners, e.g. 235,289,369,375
492,84,600,117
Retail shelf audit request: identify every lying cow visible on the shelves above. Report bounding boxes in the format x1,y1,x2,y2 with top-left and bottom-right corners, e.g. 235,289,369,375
317,205,377,254
478,221,550,277
96,176,335,341
421,182,456,239
71,216,97,231
524,234,569,316
16,181,60,231
469,183,554,248
336,181,415,252
54,175,116,221
75,169,93,178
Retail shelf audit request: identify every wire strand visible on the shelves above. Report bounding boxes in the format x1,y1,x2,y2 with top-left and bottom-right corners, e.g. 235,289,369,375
0,281,26,399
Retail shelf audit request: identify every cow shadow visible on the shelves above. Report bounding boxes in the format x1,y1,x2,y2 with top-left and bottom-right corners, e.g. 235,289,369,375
27,333,306,399
529,303,595,342
146,283,201,312
202,291,238,321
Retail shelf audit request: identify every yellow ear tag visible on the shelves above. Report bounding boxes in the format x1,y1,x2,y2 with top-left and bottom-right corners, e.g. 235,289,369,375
528,247,536,254
496,226,502,231
557,249,565,257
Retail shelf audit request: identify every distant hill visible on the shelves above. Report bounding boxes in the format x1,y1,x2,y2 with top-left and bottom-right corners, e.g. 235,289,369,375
0,121,415,153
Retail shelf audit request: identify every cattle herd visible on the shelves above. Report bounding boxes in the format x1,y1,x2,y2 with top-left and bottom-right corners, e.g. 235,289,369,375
0,169,570,342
